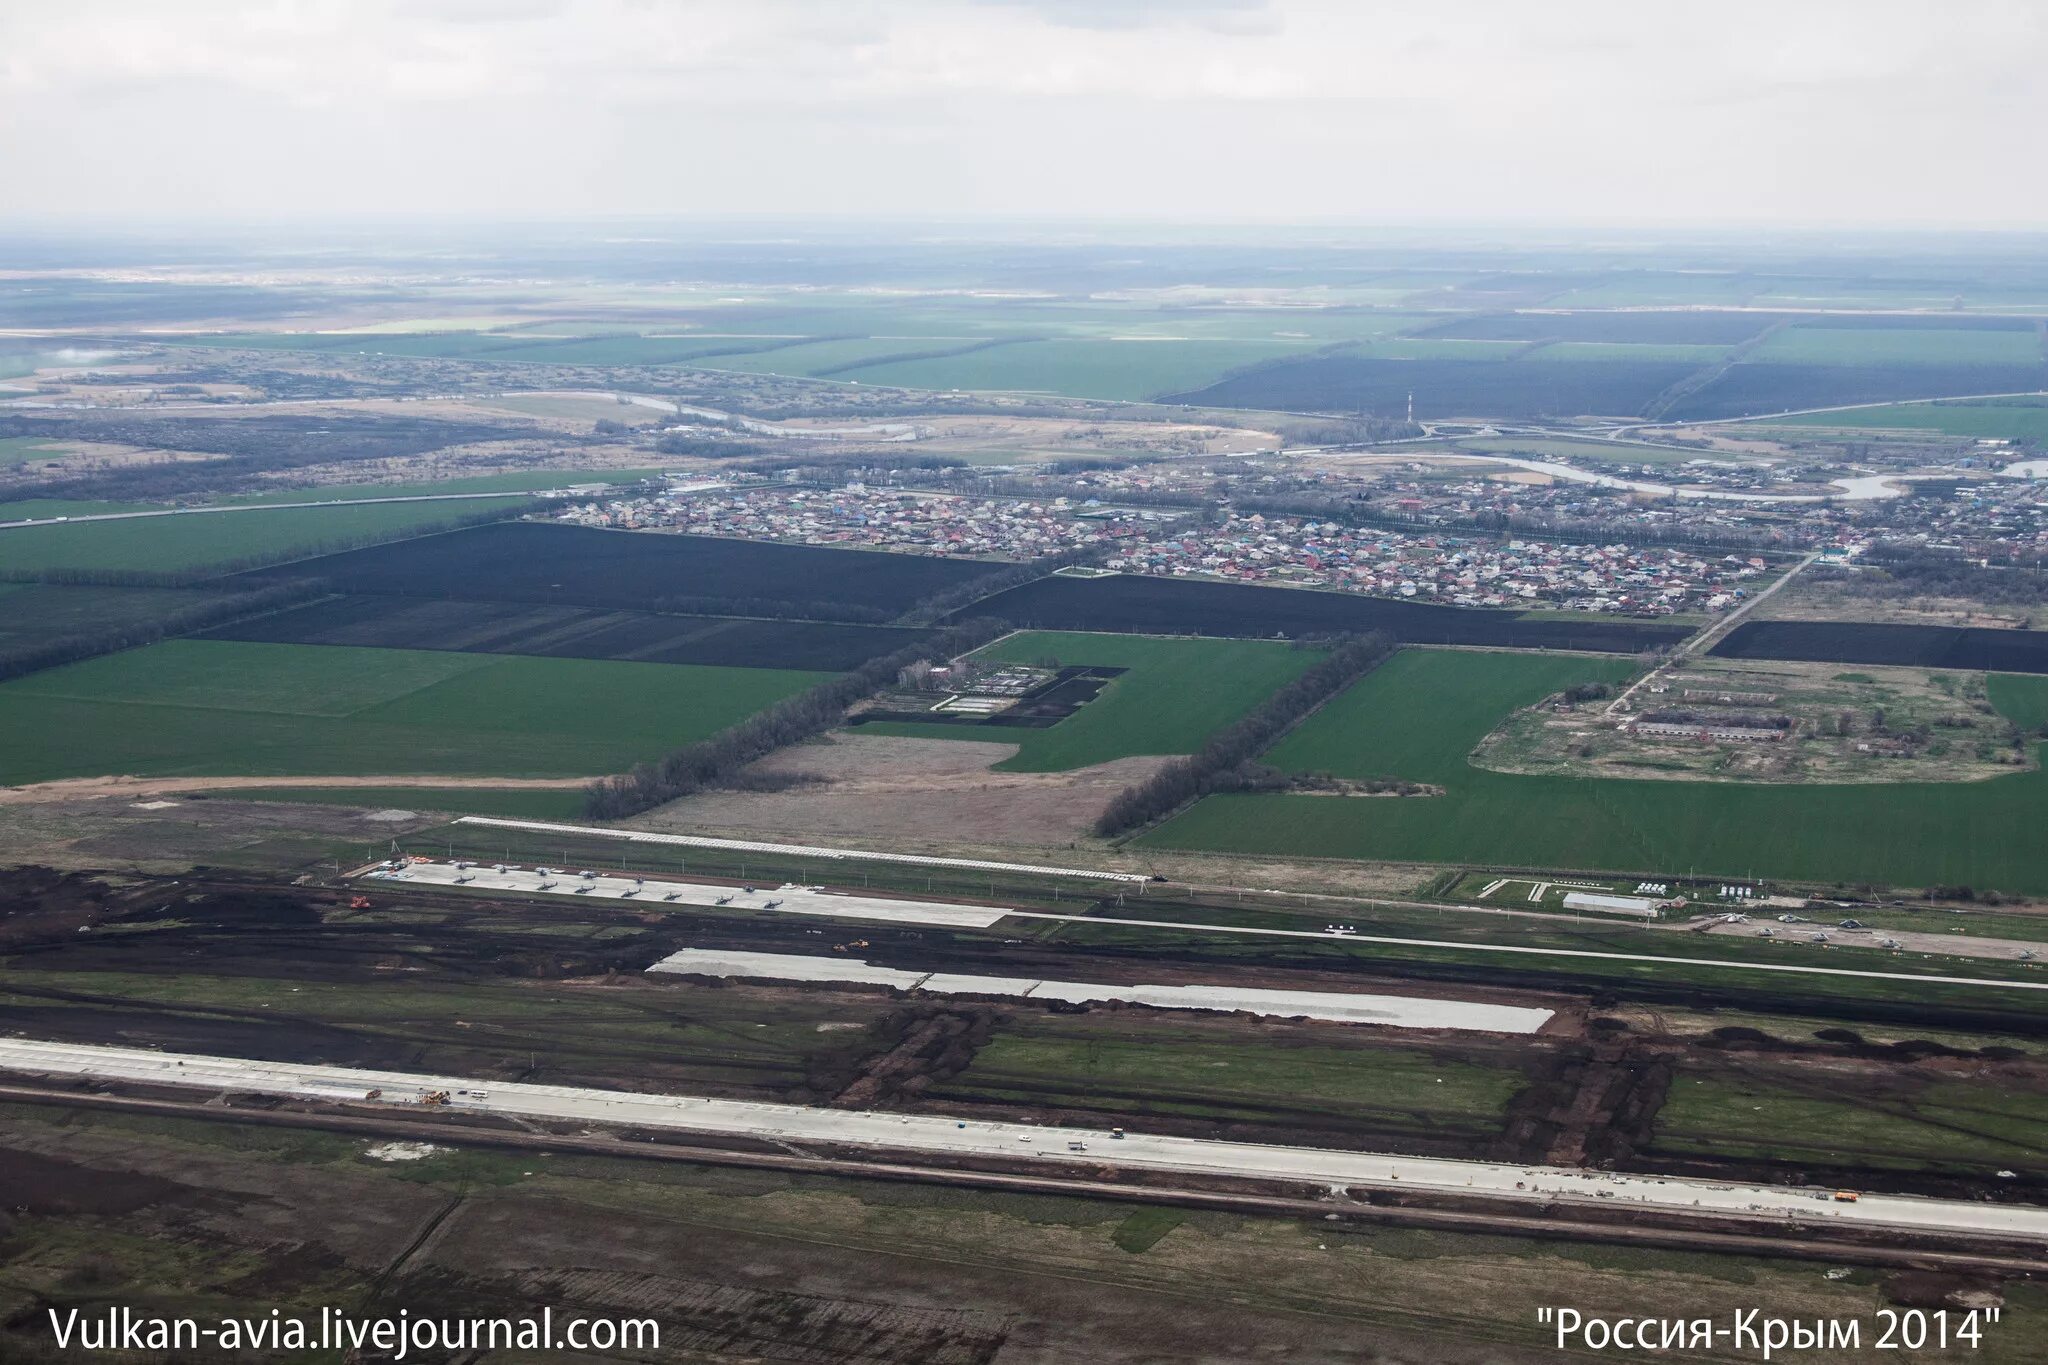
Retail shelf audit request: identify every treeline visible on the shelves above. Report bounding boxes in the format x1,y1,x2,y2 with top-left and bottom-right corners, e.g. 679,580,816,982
1641,319,1795,422
1840,554,2048,604
893,541,1121,627
652,432,774,458
1093,631,1396,837
809,335,1033,379
0,580,327,683
583,616,1010,820
736,452,970,479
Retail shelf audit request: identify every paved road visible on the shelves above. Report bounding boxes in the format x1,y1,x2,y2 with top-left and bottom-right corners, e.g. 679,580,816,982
1,1038,2039,1241
1604,549,1823,718
377,858,2048,996
1616,389,2048,434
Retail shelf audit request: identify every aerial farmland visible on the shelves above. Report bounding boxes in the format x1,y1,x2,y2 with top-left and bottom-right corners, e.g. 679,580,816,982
4,218,2048,1359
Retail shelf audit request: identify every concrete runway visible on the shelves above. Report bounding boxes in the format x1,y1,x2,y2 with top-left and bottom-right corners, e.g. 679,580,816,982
646,947,1555,1033
1,1038,2041,1242
364,861,1008,928
366,859,2048,996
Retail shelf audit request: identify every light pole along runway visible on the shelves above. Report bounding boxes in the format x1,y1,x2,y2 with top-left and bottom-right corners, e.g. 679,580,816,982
0,1038,2041,1243
372,859,2048,996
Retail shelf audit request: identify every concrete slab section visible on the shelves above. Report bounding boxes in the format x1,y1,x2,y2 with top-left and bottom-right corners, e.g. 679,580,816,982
0,1037,2040,1242
364,861,1008,929
645,948,1551,1033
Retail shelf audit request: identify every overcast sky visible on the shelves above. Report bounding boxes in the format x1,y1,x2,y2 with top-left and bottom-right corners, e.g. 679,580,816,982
5,0,2045,229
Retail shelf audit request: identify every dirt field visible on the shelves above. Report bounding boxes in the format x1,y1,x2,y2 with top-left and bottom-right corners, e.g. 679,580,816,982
0,795,449,871
1757,573,2040,631
642,733,1169,849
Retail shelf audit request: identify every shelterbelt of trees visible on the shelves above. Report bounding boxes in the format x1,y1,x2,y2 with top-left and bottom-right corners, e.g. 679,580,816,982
1094,631,1397,837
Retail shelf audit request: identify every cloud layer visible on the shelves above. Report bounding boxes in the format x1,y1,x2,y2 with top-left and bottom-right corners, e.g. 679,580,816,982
5,0,2042,226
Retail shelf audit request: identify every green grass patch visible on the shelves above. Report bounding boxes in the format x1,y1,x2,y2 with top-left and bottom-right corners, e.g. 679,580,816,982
0,436,67,468
1750,328,2047,368
1991,672,2048,732
1522,342,1730,364
861,631,1323,771
1772,399,2048,443
1649,1065,2048,1174
1111,1207,1186,1254
837,338,1323,401
1149,649,2048,894
203,785,588,820
0,583,242,649
0,500,535,573
0,639,830,783
937,1026,1525,1133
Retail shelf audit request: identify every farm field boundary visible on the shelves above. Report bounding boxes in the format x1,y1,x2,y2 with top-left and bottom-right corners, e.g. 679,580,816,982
241,522,995,621
0,640,831,785
201,594,930,672
1147,648,2048,894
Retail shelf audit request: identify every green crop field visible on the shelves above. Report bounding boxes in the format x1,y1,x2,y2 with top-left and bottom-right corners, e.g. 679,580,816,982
1647,1064,2048,1175
0,639,830,784
1992,672,2048,732
931,1020,1525,1137
1771,399,2048,444
1521,342,1730,364
858,631,1322,772
205,785,588,819
1750,327,2047,368
837,338,1324,401
0,583,245,650
1148,648,2048,894
0,436,68,468
0,500,535,573
702,337,997,378
1262,649,1632,783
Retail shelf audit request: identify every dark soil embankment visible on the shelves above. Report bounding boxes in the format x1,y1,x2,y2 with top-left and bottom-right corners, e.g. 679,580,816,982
828,1006,995,1108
